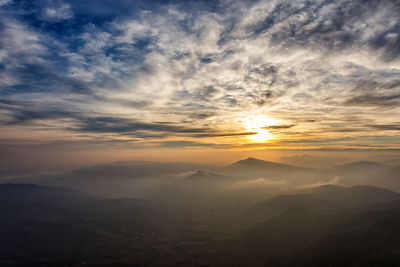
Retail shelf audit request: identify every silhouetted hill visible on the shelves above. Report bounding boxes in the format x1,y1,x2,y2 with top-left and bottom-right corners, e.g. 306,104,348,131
239,206,334,262
0,183,82,199
313,185,400,206
0,168,34,178
71,161,213,180
0,184,177,267
241,185,400,225
331,160,384,170
185,170,236,182
45,161,215,197
219,157,327,187
1,181,400,266
221,157,308,176
327,161,400,191
290,209,400,267
236,205,400,266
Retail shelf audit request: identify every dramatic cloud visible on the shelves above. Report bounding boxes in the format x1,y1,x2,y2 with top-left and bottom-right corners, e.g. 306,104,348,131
0,0,399,150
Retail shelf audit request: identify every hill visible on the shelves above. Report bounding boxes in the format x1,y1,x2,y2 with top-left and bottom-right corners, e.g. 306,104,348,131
218,157,327,186
241,185,400,225
328,161,400,191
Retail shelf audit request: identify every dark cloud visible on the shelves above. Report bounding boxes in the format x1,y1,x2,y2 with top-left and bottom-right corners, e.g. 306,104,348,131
352,79,400,92
161,140,214,147
256,0,400,59
195,86,219,101
2,64,91,94
263,125,295,131
74,116,212,134
188,112,216,120
345,93,400,107
0,97,78,124
369,124,400,131
6,110,76,125
190,132,256,138
72,116,257,139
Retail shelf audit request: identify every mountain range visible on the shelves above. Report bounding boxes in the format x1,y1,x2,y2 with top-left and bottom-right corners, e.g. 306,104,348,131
1,157,399,266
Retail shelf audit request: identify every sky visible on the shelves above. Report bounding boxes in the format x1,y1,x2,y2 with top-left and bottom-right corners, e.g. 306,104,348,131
0,0,399,168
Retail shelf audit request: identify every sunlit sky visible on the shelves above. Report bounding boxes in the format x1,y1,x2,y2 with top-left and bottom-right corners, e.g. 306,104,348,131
0,0,399,167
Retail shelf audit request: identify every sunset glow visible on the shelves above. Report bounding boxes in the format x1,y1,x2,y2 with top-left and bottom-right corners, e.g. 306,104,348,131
243,115,276,142
0,0,398,167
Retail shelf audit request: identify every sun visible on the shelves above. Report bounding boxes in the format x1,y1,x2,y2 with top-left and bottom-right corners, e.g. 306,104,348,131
243,115,276,142
251,129,272,142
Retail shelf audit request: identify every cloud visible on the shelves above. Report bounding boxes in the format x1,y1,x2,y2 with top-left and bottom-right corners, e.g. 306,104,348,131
297,176,343,189
42,2,73,21
0,0,399,149
0,0,12,7
369,124,400,131
345,93,400,107
264,124,295,130
190,132,256,138
161,141,213,147
74,116,212,134
226,178,289,191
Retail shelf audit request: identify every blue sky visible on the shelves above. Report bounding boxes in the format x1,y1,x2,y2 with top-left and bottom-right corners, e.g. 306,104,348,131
0,0,399,166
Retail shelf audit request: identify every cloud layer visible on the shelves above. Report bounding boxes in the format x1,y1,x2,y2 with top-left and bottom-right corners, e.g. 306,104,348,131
0,0,399,149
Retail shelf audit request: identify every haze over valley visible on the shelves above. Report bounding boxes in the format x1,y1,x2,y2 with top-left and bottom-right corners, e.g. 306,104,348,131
1,157,400,266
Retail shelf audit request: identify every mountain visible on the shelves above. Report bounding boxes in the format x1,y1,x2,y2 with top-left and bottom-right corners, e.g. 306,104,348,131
311,185,400,206
70,161,214,180
0,184,177,267
185,170,236,182
0,167,35,179
44,161,216,197
220,157,309,176
241,185,400,225
232,185,400,266
0,183,89,205
235,204,400,266
218,157,327,186
153,170,253,211
328,161,400,191
1,181,400,266
330,160,385,170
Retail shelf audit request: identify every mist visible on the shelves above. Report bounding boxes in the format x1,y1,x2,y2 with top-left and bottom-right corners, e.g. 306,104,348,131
1,154,400,266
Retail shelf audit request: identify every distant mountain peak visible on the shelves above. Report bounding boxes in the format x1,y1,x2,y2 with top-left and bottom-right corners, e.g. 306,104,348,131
218,157,318,180
233,157,283,166
335,160,384,168
313,184,344,192
225,157,300,170
186,170,226,180
245,157,259,161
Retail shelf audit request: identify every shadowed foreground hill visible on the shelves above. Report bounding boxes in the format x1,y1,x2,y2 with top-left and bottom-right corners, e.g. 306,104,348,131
241,184,400,225
0,184,179,267
227,185,400,266
235,205,400,266
1,183,400,266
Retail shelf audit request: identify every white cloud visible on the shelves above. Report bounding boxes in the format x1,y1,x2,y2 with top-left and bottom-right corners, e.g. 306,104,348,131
42,3,73,21
0,0,12,7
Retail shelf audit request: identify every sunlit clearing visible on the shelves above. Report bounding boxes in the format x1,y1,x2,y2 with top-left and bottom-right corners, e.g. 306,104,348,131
243,115,276,142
